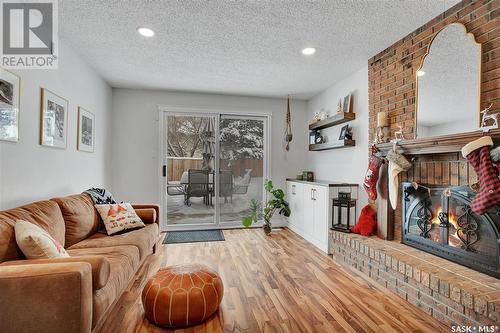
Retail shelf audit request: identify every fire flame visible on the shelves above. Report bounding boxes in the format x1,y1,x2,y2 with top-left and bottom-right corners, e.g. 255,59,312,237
432,208,461,246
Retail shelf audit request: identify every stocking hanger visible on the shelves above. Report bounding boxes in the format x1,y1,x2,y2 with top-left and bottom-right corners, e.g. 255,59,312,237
391,125,404,152
480,103,498,133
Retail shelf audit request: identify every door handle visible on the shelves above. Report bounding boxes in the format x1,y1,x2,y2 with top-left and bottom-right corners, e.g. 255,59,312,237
292,185,296,195
312,189,316,201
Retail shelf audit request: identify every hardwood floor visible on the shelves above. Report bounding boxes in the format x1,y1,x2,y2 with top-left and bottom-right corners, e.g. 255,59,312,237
99,229,449,333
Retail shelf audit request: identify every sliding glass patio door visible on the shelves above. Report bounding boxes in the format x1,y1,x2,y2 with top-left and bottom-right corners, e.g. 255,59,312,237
218,115,266,225
163,111,268,229
164,114,217,226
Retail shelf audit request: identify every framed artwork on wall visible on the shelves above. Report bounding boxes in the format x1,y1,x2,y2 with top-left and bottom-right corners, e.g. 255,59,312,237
0,68,20,142
40,88,68,149
77,107,95,152
342,94,352,113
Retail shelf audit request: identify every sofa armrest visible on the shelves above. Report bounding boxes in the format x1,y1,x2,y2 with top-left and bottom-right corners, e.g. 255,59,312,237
0,262,93,333
132,204,159,225
1,255,110,290
134,208,156,224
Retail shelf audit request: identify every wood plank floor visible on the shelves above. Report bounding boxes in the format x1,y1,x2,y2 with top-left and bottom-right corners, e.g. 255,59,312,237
99,228,449,333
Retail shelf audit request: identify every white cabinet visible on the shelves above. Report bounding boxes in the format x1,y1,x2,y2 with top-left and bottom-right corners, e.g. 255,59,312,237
287,181,304,233
286,180,358,253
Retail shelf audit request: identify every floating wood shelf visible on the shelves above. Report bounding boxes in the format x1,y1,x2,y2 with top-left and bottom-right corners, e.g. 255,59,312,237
309,112,356,131
309,139,355,151
375,129,500,156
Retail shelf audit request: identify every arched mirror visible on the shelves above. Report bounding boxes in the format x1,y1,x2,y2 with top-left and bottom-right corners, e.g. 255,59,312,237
416,23,481,138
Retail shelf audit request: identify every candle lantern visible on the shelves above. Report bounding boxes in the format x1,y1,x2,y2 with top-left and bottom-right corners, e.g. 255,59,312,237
331,192,357,233
375,111,388,143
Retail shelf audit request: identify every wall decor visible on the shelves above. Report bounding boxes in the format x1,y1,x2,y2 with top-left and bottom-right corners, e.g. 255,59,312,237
338,125,352,140
342,94,351,113
0,68,20,142
77,107,95,152
40,88,68,149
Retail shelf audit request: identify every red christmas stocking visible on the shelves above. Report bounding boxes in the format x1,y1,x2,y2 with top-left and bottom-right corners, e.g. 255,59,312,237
462,136,500,214
363,155,383,200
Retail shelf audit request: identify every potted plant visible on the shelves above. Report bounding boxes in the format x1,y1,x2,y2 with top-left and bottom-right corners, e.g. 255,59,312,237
242,180,291,235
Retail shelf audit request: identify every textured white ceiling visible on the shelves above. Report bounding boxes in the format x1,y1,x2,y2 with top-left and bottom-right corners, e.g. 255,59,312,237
59,0,461,99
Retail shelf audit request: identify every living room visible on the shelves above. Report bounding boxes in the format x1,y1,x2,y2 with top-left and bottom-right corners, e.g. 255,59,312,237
0,0,499,332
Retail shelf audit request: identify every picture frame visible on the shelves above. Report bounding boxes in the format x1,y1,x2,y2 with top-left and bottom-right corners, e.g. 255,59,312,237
40,88,68,149
338,124,351,140
77,107,95,152
342,94,352,113
0,68,20,142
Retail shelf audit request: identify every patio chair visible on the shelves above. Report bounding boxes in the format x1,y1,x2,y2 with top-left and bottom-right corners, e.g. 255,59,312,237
186,169,210,206
219,170,233,203
167,181,186,197
233,169,252,195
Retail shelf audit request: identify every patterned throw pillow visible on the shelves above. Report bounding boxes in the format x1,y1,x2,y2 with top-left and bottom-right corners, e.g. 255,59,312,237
95,203,145,236
15,220,70,259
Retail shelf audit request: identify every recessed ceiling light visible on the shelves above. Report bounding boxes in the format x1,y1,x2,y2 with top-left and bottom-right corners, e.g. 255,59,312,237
301,47,316,56
137,27,155,37
417,70,426,77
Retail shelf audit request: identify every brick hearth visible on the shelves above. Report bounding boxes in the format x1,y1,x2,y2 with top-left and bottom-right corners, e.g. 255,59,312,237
329,230,500,326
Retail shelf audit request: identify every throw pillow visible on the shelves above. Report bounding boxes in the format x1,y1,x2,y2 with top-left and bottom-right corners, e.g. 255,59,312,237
84,188,118,233
15,220,70,259
352,205,377,236
95,203,145,236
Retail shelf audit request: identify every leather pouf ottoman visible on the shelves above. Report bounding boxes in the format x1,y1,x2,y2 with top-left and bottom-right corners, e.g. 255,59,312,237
142,264,224,328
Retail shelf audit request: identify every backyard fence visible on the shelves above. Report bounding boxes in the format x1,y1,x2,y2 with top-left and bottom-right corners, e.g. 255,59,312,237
167,157,263,181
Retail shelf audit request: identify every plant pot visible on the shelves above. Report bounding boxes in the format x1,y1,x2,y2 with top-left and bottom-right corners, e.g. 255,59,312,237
263,222,272,235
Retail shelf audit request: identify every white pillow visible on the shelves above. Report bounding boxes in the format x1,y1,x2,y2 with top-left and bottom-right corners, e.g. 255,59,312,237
95,203,145,236
15,220,69,259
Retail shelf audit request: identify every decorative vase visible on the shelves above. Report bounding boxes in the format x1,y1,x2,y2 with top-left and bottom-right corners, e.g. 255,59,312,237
263,220,272,235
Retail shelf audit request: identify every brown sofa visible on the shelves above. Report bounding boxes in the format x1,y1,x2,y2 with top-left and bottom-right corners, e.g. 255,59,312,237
0,193,162,333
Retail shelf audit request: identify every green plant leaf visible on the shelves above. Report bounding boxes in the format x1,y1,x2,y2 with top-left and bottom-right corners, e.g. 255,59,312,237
242,216,254,228
264,180,273,193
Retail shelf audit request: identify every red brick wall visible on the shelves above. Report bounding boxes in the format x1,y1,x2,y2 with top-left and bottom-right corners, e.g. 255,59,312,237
368,0,499,239
368,0,499,142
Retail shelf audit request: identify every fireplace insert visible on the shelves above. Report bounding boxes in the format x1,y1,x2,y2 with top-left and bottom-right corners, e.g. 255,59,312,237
402,182,500,278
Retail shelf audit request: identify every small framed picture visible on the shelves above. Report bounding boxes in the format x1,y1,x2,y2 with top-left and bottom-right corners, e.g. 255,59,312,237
0,68,20,142
40,88,68,149
339,125,351,140
77,107,95,152
342,94,352,113
309,131,316,145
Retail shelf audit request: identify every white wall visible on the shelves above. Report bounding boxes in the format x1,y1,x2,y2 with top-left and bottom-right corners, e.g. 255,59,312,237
0,41,112,210
307,66,369,218
111,89,308,205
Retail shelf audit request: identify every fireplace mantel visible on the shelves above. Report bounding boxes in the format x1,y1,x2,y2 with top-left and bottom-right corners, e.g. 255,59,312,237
375,129,500,156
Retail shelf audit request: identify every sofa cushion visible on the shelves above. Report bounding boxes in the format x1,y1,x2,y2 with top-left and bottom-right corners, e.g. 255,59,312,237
14,220,70,259
0,200,65,262
67,245,141,328
68,223,159,260
52,193,100,247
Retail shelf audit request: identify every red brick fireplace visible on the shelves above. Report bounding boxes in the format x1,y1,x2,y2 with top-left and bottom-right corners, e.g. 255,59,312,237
330,0,500,327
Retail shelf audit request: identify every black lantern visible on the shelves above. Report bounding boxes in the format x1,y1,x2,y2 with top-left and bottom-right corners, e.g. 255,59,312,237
331,192,357,233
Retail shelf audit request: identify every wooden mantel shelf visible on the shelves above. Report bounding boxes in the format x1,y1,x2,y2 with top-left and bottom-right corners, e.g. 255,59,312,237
375,129,500,156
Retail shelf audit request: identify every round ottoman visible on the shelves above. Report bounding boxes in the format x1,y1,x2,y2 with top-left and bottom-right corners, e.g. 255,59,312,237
142,264,223,328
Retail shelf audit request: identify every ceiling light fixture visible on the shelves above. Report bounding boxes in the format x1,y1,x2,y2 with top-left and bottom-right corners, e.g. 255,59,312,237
137,27,155,37
417,70,426,77
301,47,316,56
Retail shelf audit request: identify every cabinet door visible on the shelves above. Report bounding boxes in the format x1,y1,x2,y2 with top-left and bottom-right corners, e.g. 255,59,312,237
286,182,303,230
286,182,296,226
312,185,329,244
303,184,315,237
